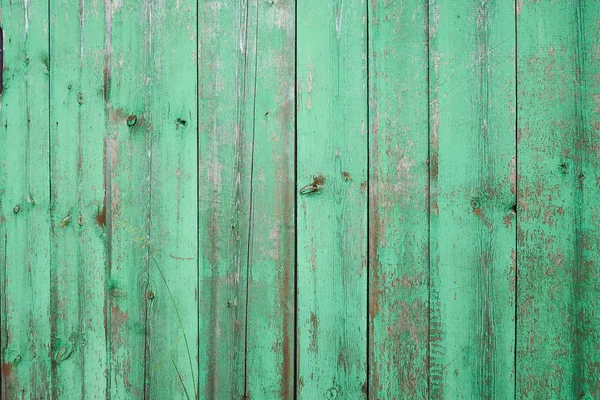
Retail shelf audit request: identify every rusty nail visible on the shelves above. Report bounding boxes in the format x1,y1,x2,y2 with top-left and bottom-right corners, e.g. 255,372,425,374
300,184,318,195
127,115,137,127
13,205,20,214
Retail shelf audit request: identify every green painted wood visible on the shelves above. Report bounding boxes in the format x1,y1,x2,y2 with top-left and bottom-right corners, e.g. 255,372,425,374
428,0,516,398
145,1,198,399
198,1,255,397
103,1,200,399
367,1,429,398
105,2,151,397
516,1,600,397
0,0,52,398
49,0,108,397
198,1,297,398
243,0,295,399
296,0,367,398
5,1,600,398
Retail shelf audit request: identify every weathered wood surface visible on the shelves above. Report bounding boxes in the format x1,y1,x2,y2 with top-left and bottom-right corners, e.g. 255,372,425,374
1,0,599,399
296,0,367,398
198,0,294,398
1,1,52,398
242,0,295,398
368,0,429,398
517,1,600,398
50,0,107,397
429,0,517,398
198,0,252,396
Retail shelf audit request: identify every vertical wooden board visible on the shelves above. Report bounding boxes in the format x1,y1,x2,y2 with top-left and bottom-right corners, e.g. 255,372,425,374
517,1,600,397
367,0,429,398
0,1,52,398
105,1,151,397
244,0,295,398
49,0,108,397
428,0,516,397
578,4,600,395
145,0,198,398
296,0,367,398
198,0,255,397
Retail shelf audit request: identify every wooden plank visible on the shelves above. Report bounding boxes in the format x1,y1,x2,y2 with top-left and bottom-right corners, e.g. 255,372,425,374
101,1,200,398
105,1,151,397
516,1,600,397
0,1,52,398
198,0,255,397
428,0,516,397
577,4,600,395
296,0,368,398
243,0,295,398
367,0,429,398
145,0,198,398
49,0,108,397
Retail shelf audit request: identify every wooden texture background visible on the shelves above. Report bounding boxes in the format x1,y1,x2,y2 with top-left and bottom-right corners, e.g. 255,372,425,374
1,0,599,398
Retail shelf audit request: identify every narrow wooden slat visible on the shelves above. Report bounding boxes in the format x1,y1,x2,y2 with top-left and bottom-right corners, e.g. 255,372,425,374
106,1,151,397
296,0,368,397
198,0,256,397
0,1,52,397
145,0,198,398
428,0,516,397
577,3,600,394
243,0,295,398
367,0,429,398
49,0,108,397
517,1,600,397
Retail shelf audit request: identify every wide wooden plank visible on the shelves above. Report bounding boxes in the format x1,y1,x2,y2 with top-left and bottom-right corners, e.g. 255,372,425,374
49,0,108,397
0,1,52,398
144,0,199,398
198,0,255,397
296,0,368,398
243,0,296,398
428,0,516,397
367,0,429,398
516,1,600,397
105,1,152,397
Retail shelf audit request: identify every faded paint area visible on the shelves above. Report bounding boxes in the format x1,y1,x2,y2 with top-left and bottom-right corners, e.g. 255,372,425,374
2,0,600,399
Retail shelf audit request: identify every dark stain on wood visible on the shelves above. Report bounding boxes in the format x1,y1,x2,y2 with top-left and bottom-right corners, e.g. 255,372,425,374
96,203,106,228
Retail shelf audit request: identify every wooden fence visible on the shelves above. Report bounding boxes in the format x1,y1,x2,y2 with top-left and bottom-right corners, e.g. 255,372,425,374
1,0,599,398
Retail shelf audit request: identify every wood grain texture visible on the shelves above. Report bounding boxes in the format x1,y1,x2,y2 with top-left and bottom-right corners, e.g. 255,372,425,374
4,1,600,398
198,1,295,398
198,0,254,397
145,1,198,398
0,1,52,398
517,1,600,397
243,0,295,399
49,0,108,397
105,1,151,397
296,0,368,398
101,1,200,399
428,0,516,397
368,0,430,398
